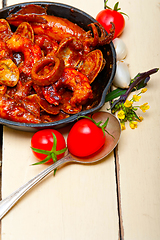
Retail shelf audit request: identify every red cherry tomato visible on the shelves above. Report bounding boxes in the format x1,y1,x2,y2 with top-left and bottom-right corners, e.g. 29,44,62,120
67,118,106,157
31,129,66,164
96,2,126,39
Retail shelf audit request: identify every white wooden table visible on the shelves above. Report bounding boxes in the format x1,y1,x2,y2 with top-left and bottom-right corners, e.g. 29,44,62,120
0,0,160,239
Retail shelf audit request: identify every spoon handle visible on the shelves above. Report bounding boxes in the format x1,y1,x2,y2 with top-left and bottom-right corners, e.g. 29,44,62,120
0,155,71,219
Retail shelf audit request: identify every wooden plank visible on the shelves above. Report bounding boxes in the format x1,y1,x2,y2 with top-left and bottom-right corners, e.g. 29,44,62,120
1,0,119,239
108,0,160,239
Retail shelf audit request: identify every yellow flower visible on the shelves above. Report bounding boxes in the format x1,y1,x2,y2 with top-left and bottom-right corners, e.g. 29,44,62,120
118,110,125,120
140,103,150,112
141,88,147,93
129,121,138,129
124,100,133,108
133,94,141,102
137,116,143,122
120,122,126,130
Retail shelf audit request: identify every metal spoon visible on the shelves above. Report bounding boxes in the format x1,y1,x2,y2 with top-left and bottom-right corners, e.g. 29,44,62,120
0,111,121,219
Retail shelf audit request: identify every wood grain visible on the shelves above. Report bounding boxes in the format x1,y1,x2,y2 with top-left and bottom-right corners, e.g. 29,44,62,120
1,1,119,240
109,0,160,239
1,0,160,239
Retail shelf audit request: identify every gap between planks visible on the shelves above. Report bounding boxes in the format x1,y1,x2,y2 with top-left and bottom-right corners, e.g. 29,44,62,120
114,146,124,240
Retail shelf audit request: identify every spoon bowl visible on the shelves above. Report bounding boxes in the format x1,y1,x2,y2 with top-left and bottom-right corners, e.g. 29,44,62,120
0,111,121,219
68,111,121,163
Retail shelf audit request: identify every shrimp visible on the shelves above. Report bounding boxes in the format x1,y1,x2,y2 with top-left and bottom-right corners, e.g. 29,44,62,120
55,68,93,106
6,33,42,75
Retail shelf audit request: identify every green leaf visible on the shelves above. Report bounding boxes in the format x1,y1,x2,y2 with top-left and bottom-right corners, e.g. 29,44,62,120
32,155,51,165
114,2,120,11
119,11,129,17
133,111,140,120
50,152,57,176
77,115,114,138
54,168,57,176
31,132,67,173
55,147,68,155
31,147,51,155
101,118,109,129
105,89,127,102
51,132,57,152
77,115,97,125
51,152,57,162
104,0,129,17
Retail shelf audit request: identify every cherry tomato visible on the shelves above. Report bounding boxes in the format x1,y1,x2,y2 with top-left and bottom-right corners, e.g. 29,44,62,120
67,118,106,157
31,129,66,164
96,2,126,39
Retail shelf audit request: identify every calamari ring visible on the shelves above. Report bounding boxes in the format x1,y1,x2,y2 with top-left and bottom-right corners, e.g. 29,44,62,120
31,56,64,86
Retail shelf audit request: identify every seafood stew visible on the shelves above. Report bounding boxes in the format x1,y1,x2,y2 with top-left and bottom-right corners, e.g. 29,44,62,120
0,2,116,131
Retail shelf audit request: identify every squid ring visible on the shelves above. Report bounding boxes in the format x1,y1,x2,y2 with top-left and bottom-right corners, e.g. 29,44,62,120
31,56,64,86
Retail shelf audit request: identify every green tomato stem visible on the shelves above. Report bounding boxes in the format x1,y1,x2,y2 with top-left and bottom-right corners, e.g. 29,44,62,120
32,155,52,165
78,115,114,138
31,132,67,171
104,0,128,17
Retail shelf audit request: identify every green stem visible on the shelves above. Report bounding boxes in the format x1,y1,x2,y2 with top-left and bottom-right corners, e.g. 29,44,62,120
31,133,67,173
78,115,114,138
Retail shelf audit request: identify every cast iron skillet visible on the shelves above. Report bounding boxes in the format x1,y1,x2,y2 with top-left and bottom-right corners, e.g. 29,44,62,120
0,2,116,132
